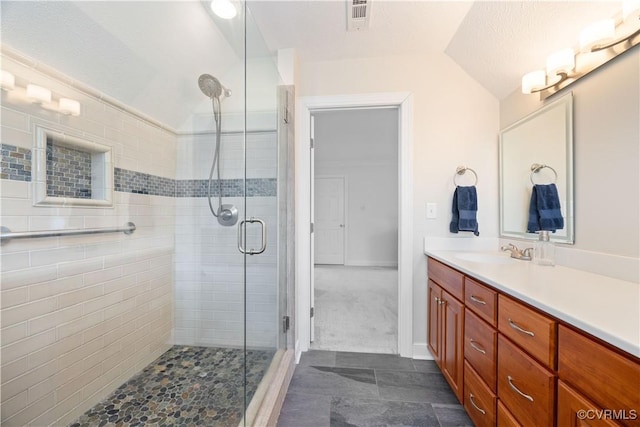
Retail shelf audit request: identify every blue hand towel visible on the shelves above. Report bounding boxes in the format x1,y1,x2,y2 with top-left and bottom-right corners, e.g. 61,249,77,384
450,186,479,236
527,183,564,233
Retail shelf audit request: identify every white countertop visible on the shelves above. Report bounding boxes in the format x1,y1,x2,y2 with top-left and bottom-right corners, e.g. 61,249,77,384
425,249,640,358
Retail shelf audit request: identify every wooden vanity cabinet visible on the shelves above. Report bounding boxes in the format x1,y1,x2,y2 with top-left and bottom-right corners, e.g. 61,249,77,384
426,256,640,427
427,261,465,403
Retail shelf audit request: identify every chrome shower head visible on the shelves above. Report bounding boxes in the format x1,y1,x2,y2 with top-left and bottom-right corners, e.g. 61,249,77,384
198,74,231,99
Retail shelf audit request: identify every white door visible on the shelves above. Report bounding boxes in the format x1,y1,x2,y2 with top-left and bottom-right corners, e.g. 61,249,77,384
314,176,345,265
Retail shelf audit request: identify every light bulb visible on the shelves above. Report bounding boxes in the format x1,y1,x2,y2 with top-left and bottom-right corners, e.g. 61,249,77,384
26,84,51,104
211,0,237,19
522,70,546,94
546,48,575,77
1,70,15,91
579,19,615,51
623,0,640,23
59,98,81,116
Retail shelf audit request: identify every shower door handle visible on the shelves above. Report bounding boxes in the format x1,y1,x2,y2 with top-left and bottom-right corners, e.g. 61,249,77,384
238,217,267,255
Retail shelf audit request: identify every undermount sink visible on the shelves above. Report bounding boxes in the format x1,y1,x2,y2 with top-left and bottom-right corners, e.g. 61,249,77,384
454,252,513,265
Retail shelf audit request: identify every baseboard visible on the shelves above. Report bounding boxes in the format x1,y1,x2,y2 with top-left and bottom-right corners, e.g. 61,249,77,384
412,342,434,360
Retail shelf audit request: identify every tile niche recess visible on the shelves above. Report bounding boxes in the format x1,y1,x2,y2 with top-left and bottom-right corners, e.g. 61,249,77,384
33,125,113,207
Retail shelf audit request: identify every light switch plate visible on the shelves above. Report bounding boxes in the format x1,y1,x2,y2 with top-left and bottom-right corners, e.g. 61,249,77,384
426,203,437,219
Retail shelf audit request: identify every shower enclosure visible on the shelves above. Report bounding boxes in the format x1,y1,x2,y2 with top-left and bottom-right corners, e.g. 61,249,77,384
0,1,292,426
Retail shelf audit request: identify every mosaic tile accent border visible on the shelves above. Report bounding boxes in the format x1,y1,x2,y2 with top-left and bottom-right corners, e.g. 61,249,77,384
175,178,277,198
0,146,276,197
0,144,32,182
46,139,92,199
114,168,176,197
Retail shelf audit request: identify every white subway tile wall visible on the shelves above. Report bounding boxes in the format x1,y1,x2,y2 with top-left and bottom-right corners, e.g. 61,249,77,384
174,132,279,350
1,55,176,426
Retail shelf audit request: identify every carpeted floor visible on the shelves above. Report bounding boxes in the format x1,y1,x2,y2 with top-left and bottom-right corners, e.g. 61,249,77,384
70,346,274,427
311,265,398,354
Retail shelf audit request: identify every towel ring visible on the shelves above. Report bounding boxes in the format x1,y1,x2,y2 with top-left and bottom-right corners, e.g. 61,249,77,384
454,166,478,186
530,163,558,185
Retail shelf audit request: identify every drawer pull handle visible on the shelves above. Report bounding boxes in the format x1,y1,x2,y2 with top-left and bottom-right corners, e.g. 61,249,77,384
507,375,534,402
469,339,486,354
469,393,486,415
470,295,486,305
508,318,535,337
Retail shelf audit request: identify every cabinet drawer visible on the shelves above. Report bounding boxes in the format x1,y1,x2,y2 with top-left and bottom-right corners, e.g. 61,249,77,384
558,381,621,427
465,277,497,326
498,295,556,369
558,325,640,427
497,400,522,427
464,309,497,392
428,257,464,301
464,361,496,427
497,335,555,427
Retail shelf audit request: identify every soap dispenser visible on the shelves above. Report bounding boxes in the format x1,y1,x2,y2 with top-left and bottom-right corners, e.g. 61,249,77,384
534,230,555,266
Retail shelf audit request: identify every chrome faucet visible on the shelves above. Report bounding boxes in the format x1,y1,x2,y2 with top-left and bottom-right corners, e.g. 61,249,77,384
501,243,533,261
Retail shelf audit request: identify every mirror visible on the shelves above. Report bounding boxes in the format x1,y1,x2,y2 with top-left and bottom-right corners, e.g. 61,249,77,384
499,92,574,243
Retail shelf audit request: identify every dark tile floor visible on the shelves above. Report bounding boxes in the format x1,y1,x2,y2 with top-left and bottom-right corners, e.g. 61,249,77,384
277,351,472,427
71,346,274,427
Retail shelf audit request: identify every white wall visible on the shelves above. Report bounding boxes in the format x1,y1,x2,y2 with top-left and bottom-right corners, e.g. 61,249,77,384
313,108,399,267
500,49,640,281
297,52,500,355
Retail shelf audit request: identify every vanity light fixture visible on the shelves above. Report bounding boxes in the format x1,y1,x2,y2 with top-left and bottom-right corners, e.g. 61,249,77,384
522,0,640,98
0,70,15,91
210,0,237,19
3,76,82,116
26,84,52,104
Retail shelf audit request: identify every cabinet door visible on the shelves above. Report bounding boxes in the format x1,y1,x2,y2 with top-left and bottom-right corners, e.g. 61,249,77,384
558,381,621,427
441,289,464,403
427,280,441,363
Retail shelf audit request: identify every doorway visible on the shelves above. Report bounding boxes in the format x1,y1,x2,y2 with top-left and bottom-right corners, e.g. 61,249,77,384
295,92,414,359
311,108,399,353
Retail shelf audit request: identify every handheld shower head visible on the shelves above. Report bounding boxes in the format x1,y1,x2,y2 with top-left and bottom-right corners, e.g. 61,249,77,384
198,74,231,99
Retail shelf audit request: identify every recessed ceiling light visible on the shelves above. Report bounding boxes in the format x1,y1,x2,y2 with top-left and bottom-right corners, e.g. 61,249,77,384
211,0,237,20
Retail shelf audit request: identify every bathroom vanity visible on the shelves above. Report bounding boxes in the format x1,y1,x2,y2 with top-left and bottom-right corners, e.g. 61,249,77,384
425,251,640,427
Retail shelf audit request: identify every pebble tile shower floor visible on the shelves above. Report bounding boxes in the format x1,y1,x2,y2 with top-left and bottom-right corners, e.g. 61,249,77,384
71,346,274,427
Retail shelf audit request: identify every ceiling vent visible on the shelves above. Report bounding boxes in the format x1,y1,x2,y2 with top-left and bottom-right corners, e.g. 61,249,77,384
347,0,371,32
